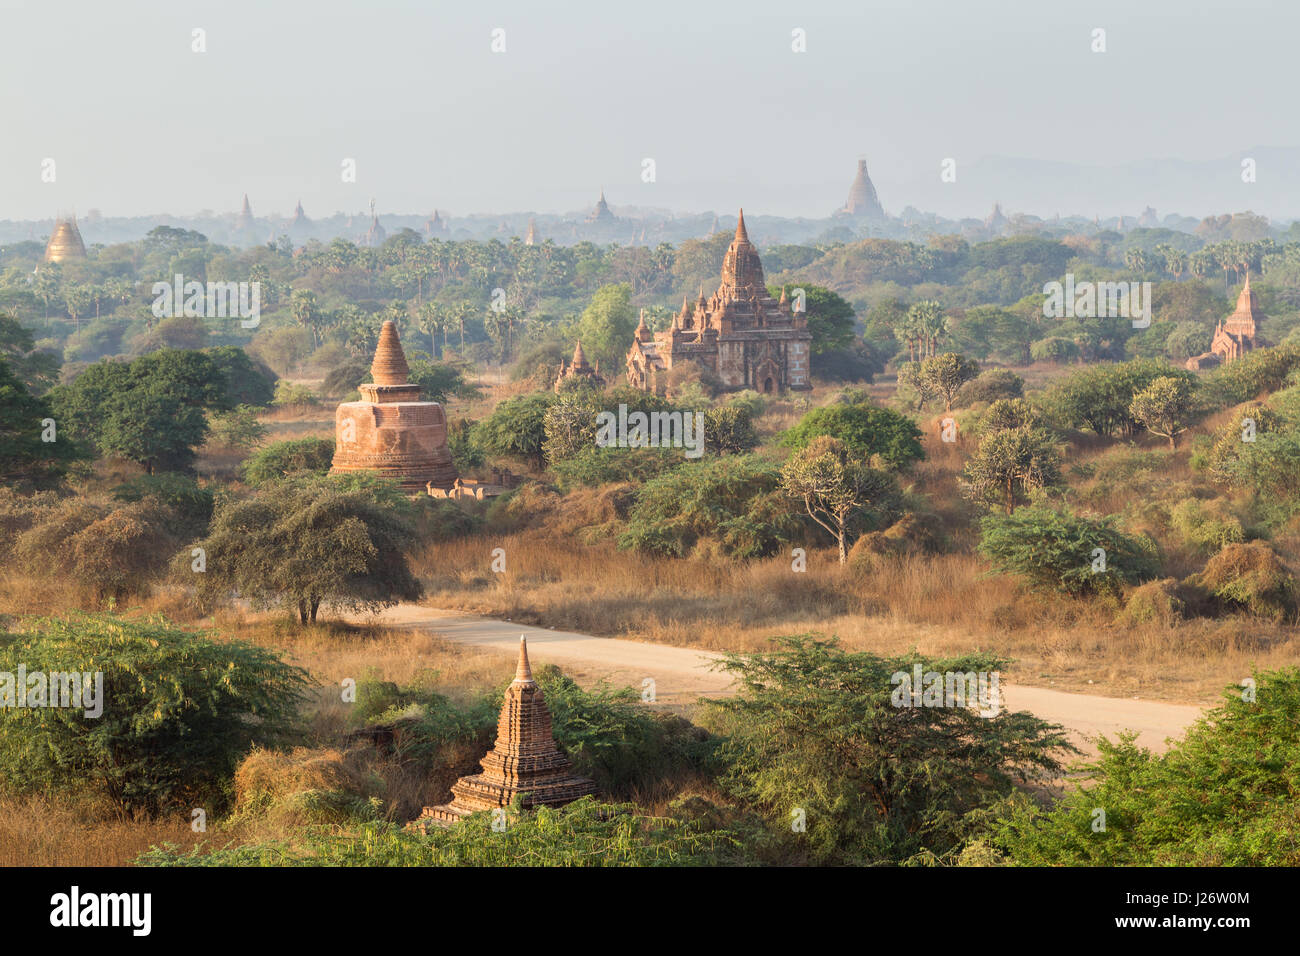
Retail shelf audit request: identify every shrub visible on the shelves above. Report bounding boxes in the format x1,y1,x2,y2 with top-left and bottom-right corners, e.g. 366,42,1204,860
957,369,1024,406
112,472,214,539
978,507,1160,598
1120,578,1186,626
1203,344,1300,407
1191,541,1297,620
1168,498,1244,554
619,455,798,559
704,637,1072,864
206,405,268,450
272,381,318,408
991,668,1300,864
0,615,308,817
240,437,335,486
780,401,924,470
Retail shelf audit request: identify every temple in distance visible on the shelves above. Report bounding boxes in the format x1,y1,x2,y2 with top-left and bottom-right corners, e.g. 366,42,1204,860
625,210,811,394
1186,274,1269,370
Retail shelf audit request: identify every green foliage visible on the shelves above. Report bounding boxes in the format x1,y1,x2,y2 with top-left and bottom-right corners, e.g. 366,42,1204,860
0,358,89,484
957,369,1024,406
703,405,758,455
203,346,277,407
705,636,1072,864
961,425,1062,513
1128,374,1198,448
272,381,317,407
406,359,481,404
576,284,636,369
473,393,555,470
206,405,268,450
137,798,736,866
0,615,308,817
240,437,335,486
1203,344,1300,407
192,474,422,623
320,360,369,398
991,669,1300,865
0,314,59,393
780,401,923,471
111,472,214,540
49,349,232,474
915,352,979,411
978,507,1159,598
620,454,797,559
780,436,900,562
1168,498,1244,554
1042,358,1195,437
549,445,683,490
534,666,713,799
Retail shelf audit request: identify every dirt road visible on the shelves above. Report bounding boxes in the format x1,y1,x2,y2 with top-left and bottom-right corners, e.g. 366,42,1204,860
371,604,1206,755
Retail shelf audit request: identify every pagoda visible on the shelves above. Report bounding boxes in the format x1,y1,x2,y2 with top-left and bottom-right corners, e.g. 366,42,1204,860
554,340,606,392
364,198,386,247
417,637,597,824
838,159,885,218
524,217,539,245
237,194,255,231
330,320,458,491
43,215,87,263
585,188,615,224
1186,273,1268,370
625,209,811,394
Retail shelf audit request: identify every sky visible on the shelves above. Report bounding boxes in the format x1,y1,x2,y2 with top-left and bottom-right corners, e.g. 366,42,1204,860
1,0,1295,222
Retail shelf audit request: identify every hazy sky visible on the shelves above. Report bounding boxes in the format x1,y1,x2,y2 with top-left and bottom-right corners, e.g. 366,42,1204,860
1,0,1294,221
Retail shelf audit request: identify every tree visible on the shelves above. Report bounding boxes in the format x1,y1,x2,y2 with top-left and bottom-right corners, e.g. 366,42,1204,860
707,637,1072,864
48,350,230,475
780,401,923,471
907,300,948,358
619,454,797,559
406,359,481,404
542,393,599,463
0,314,59,393
977,507,1158,597
916,352,979,411
241,437,335,486
0,358,89,484
206,405,268,450
0,615,307,818
1043,359,1196,438
703,405,759,455
961,426,1062,514
193,474,422,624
1129,375,1197,449
473,393,555,470
576,284,636,369
780,436,898,563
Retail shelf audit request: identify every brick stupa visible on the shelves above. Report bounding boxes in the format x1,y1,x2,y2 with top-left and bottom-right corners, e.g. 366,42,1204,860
418,637,597,824
330,320,457,492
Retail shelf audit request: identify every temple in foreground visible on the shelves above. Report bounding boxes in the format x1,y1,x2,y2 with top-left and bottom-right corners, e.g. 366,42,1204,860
417,637,597,824
330,320,457,492
625,210,811,394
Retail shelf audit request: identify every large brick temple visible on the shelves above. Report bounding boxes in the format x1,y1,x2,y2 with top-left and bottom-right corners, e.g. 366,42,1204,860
625,209,811,394
417,637,597,824
330,320,458,492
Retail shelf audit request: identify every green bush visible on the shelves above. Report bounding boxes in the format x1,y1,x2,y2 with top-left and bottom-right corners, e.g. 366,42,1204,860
704,636,1072,864
779,401,924,470
0,615,308,817
619,454,798,558
1168,498,1244,554
978,507,1160,598
990,668,1300,865
240,437,335,486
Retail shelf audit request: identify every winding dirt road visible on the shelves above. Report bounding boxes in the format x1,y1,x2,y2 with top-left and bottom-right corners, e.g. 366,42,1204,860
370,604,1206,755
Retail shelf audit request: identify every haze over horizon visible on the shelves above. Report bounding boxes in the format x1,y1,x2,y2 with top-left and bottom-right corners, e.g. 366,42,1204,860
3,0,1296,223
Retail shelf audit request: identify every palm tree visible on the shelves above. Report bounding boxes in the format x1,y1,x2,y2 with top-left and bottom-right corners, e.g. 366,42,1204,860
907,300,947,358
418,302,444,359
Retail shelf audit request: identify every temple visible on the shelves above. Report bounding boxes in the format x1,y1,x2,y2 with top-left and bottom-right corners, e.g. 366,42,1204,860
554,340,606,392
330,320,458,492
417,637,597,824
1186,274,1268,370
625,210,812,394
837,159,885,218
524,217,539,245
44,215,87,263
585,188,615,224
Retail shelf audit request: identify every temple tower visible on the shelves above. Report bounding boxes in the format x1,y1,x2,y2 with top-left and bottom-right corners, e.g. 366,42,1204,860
330,320,458,491
418,637,597,824
44,214,87,263
839,159,884,218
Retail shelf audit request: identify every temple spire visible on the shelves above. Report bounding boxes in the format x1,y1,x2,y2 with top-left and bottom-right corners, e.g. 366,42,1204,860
514,635,534,683
735,208,748,242
370,320,410,386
